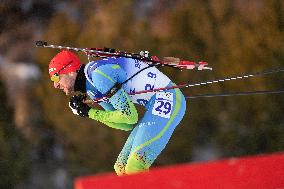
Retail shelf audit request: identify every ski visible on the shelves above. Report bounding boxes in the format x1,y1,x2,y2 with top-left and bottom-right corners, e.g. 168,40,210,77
35,40,212,70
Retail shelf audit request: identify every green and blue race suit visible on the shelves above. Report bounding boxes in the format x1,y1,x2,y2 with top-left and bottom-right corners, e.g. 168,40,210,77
85,57,186,175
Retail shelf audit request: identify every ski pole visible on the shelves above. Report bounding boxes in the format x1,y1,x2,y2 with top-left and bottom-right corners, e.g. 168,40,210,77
186,89,284,99
84,66,284,104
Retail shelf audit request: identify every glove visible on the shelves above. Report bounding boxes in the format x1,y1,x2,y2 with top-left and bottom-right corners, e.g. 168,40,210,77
69,94,91,117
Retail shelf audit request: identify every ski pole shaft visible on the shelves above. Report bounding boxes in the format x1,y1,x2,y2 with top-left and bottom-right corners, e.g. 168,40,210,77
84,66,284,104
186,89,284,99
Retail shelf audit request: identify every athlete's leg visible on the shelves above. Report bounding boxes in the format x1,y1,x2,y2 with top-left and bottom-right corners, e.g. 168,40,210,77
114,126,139,175
124,88,186,174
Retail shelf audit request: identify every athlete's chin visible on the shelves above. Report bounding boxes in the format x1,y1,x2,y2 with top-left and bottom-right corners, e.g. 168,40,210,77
63,89,71,96
64,89,75,96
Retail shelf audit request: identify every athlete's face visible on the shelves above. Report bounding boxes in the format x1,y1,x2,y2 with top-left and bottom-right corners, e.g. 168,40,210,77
53,73,77,95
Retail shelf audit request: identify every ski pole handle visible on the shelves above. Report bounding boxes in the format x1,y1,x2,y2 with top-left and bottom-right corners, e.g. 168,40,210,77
35,40,48,47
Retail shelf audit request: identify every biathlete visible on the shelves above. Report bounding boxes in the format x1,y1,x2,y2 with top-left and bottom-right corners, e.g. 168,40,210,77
48,50,186,175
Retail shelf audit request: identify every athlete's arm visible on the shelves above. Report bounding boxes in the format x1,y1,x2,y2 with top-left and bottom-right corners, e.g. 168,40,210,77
88,89,138,124
87,64,138,130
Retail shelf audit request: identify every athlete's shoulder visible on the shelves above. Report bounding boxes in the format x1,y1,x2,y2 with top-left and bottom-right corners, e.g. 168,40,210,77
95,63,122,71
86,57,128,68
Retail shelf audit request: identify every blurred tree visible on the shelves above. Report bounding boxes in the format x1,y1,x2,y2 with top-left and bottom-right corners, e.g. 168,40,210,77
0,81,30,189
36,3,132,175
160,0,284,161
13,0,283,181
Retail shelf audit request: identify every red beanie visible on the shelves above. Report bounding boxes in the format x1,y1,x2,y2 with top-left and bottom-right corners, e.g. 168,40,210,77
49,50,81,76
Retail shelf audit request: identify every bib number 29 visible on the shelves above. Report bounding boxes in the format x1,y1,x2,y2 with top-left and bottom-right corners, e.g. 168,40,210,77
152,92,173,119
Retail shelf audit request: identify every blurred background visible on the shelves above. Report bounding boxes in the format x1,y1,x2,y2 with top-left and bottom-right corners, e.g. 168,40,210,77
0,0,283,188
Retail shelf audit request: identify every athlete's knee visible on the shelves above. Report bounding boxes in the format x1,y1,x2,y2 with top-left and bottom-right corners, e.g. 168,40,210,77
125,153,150,175
114,161,126,176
